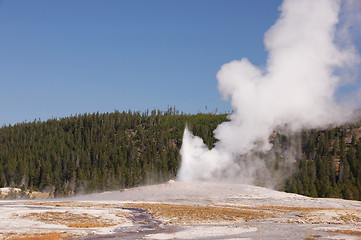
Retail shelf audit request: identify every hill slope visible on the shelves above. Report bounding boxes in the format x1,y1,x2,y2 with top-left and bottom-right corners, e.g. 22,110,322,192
0,110,227,196
0,110,361,200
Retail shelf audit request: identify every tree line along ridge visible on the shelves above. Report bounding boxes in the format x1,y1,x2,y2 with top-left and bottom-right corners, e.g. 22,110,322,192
0,109,360,200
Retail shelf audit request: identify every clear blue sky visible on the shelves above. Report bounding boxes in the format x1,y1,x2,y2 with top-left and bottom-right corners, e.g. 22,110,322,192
0,0,306,126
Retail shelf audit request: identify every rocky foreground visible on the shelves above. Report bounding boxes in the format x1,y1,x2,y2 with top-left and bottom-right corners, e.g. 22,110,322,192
1,181,361,239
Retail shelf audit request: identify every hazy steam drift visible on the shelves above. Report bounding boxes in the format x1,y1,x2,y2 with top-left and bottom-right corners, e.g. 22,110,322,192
177,0,361,184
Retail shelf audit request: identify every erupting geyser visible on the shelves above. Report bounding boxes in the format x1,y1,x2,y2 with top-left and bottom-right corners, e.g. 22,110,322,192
177,0,361,185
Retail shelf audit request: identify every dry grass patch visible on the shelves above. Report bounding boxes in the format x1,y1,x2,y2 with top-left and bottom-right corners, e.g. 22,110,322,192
23,211,117,228
303,210,361,224
3,232,64,240
216,204,345,212
281,208,361,224
336,212,361,223
214,205,361,225
256,205,320,212
1,230,86,240
321,228,361,236
214,205,325,218
123,203,275,225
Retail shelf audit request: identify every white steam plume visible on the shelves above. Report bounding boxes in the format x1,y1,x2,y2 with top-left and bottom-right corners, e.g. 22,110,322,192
177,0,361,185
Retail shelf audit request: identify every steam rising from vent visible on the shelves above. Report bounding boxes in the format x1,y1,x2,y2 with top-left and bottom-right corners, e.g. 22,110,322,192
177,0,361,186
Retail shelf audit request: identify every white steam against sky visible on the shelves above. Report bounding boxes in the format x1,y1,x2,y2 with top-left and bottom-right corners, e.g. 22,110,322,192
177,0,361,185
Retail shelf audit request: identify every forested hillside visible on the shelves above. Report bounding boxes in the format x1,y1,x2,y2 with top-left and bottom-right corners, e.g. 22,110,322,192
283,123,361,200
1,109,361,201
0,109,227,197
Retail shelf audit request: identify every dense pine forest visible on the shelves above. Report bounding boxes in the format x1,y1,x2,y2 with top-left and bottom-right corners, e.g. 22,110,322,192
0,109,227,197
283,122,361,200
0,109,361,200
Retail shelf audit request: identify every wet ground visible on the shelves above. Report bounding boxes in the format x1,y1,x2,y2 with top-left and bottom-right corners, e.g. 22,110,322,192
75,207,179,240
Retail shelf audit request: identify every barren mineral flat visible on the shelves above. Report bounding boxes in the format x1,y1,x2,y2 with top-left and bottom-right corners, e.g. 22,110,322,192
1,181,361,239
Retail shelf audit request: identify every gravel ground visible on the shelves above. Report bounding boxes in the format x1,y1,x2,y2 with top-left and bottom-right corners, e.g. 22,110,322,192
1,181,361,239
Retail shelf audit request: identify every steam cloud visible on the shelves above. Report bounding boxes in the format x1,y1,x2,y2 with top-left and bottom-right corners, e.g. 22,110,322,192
177,0,361,186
